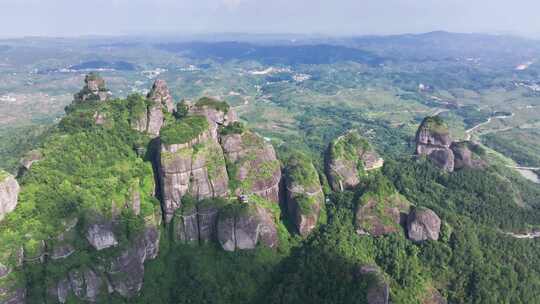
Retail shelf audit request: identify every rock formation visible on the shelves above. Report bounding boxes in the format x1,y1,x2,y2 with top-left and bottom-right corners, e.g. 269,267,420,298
217,203,278,252
189,97,238,139
0,171,20,222
220,131,281,203
148,79,175,113
407,207,441,242
356,191,410,237
159,121,229,223
85,219,118,251
19,150,42,172
450,141,486,170
415,116,455,172
326,130,384,191
285,153,324,236
73,73,111,103
132,80,176,137
356,265,390,304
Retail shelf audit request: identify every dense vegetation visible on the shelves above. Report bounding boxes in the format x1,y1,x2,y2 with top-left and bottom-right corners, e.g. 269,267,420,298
483,129,540,167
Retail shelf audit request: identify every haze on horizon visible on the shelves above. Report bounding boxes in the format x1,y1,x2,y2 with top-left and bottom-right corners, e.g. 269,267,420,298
1,0,539,38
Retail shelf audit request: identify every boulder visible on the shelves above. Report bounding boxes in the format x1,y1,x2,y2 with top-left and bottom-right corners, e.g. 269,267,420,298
147,79,175,113
220,131,281,203
73,73,111,103
326,131,384,191
285,154,324,236
217,204,278,251
415,116,455,172
407,207,441,242
0,172,20,221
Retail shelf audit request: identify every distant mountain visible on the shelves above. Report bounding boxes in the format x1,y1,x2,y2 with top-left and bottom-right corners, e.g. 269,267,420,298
157,41,383,65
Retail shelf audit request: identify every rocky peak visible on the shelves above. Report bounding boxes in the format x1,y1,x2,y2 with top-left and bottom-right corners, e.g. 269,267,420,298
0,171,20,222
73,73,111,103
147,79,175,113
326,130,384,191
406,207,441,242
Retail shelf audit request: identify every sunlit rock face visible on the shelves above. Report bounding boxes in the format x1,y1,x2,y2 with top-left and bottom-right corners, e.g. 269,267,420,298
407,207,441,242
0,172,20,222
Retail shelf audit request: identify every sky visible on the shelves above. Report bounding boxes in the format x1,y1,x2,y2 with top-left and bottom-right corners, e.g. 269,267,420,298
1,0,539,38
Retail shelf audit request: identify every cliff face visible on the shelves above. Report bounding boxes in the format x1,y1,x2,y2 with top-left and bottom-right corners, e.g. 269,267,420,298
217,203,278,252
326,130,384,191
284,154,324,236
221,131,281,203
0,171,20,222
159,125,229,223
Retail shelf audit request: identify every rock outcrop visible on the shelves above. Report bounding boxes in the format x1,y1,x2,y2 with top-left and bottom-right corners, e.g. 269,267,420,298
19,150,42,173
220,131,281,203
450,141,486,170
131,80,176,137
356,192,410,237
85,219,118,251
285,154,324,236
326,131,384,191
50,268,103,303
73,73,111,103
148,79,175,113
416,117,487,172
407,207,441,242
356,265,390,304
159,122,229,223
0,171,20,222
189,97,238,139
217,203,278,252
415,116,454,172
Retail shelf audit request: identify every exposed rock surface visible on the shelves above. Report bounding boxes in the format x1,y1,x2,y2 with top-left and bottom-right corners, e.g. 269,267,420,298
407,207,441,242
326,131,384,191
85,220,118,251
189,97,238,139
159,129,229,223
132,80,176,137
220,131,281,203
415,116,455,172
73,73,111,103
51,269,103,303
217,204,278,251
148,79,175,113
285,154,324,236
0,172,20,221
450,141,486,170
357,265,390,304
422,288,448,304
416,116,489,172
356,189,410,237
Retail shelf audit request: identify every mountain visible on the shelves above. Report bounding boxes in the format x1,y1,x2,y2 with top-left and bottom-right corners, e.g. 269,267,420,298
1,73,540,304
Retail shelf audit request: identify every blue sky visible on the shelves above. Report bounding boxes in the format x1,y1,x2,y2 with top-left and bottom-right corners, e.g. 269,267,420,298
1,0,539,37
